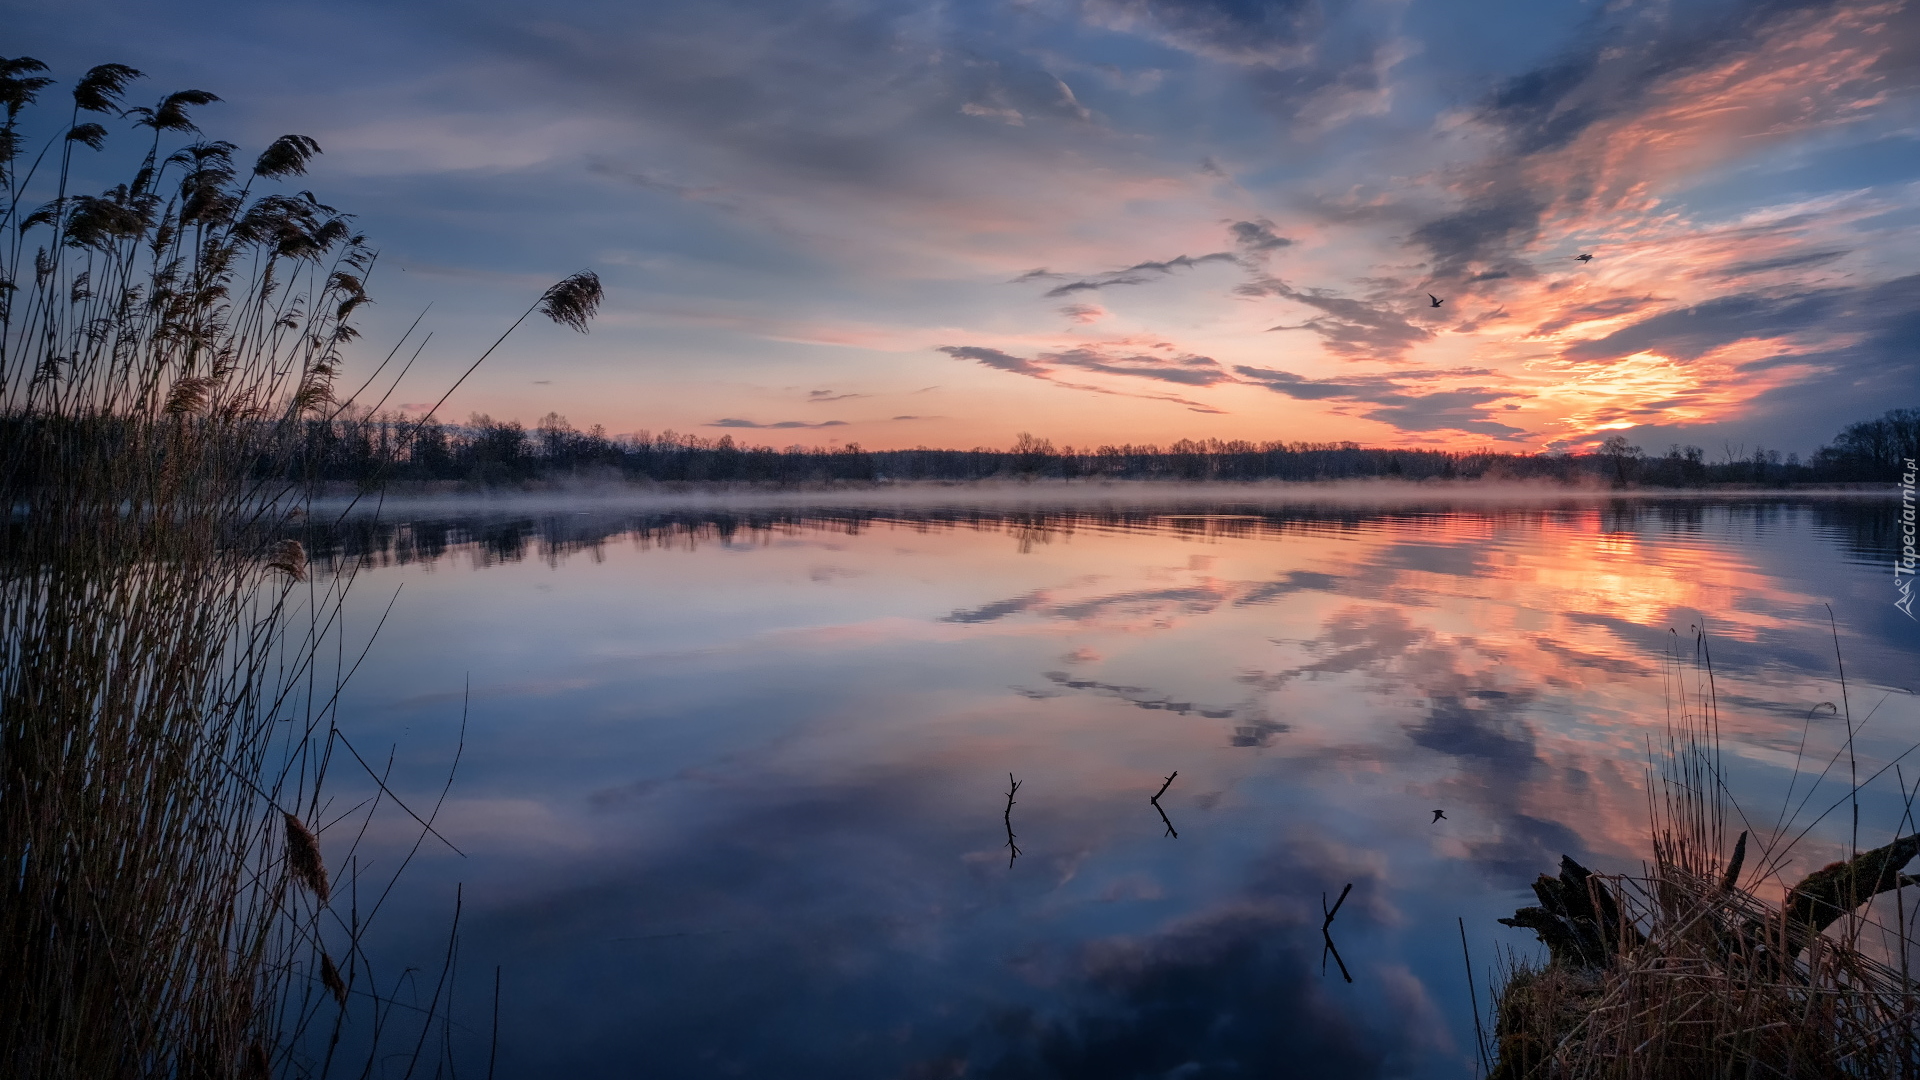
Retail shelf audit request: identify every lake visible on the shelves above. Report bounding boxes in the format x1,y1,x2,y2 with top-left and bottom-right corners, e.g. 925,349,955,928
307,490,1917,1079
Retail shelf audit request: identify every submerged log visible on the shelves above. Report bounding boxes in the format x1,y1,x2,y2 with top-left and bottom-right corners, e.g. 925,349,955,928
1502,834,1920,968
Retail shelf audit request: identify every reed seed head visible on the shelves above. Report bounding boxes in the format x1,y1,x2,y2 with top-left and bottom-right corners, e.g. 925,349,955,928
164,375,213,417
266,539,307,582
321,952,347,1007
538,270,602,333
71,62,142,113
0,57,54,118
253,134,322,180
134,88,222,134
66,122,108,150
291,378,332,416
282,812,329,904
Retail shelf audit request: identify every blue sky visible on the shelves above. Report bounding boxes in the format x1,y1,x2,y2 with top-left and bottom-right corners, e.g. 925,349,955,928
8,0,1919,452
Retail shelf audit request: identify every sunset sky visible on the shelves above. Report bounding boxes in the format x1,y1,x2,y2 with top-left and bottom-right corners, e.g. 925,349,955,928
10,0,1920,452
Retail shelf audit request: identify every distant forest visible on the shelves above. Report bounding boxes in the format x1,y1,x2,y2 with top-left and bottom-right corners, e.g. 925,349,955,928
286,406,1919,488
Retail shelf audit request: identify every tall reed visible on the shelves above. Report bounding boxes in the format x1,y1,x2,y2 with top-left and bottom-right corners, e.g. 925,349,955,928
0,57,598,1077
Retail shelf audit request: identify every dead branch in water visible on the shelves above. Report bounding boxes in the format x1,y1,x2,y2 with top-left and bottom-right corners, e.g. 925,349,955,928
1004,773,1021,868
1150,771,1178,838
1321,883,1353,984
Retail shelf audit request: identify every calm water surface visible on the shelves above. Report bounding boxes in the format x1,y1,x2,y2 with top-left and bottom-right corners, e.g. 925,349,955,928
315,495,1917,1079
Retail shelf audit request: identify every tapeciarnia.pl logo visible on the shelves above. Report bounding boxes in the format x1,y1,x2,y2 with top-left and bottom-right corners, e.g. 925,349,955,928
1899,457,1916,620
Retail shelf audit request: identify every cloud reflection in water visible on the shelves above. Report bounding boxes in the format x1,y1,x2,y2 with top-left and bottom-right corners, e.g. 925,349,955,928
316,496,1913,1078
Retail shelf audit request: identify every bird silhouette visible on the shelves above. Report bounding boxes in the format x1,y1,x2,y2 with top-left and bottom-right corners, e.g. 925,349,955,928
1431,809,1447,822
1428,293,1444,308
1575,253,1594,262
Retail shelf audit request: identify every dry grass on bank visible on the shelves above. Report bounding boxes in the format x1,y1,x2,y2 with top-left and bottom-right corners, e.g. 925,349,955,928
1488,634,1920,1079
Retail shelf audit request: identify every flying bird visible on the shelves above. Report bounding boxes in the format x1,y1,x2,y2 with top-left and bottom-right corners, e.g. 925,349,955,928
1575,253,1594,262
1431,809,1447,822
1428,294,1444,308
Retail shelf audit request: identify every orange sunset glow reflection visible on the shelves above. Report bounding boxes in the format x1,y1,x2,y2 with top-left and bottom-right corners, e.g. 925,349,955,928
332,498,1913,896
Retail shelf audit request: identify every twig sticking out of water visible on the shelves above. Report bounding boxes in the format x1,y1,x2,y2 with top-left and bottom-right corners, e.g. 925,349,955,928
1150,771,1179,838
1152,771,1178,802
1321,883,1354,983
1322,882,1351,931
1004,773,1022,868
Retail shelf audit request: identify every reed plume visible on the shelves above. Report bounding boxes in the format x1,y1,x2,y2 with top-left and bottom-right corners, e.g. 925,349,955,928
537,269,602,332
283,812,329,904
266,538,307,581
320,953,347,1008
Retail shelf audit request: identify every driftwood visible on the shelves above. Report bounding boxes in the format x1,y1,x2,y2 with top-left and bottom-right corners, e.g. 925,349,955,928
1003,773,1021,868
1490,836,1920,1079
1498,856,1644,969
1502,833,1920,971
1780,832,1920,953
1149,771,1178,839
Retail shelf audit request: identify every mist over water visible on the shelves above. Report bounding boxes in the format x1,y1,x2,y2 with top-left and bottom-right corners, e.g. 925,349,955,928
305,478,1896,519
317,494,1915,1078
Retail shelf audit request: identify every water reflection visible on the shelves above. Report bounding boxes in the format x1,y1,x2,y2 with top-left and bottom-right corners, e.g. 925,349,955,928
1005,774,1023,868
1322,882,1356,984
314,496,1913,1079
1145,772,1181,841
301,497,1901,575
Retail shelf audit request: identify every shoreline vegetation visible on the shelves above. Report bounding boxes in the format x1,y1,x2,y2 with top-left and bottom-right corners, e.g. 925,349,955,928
1486,635,1920,1078
270,497,1902,585
298,477,1903,516
1,58,370,1078
281,408,1918,491
1,57,598,1077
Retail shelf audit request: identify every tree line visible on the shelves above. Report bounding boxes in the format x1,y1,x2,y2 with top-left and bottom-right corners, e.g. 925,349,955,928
281,406,1920,488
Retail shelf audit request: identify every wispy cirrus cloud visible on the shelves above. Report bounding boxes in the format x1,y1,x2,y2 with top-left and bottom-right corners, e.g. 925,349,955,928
1709,250,1850,280
1243,277,1433,360
1558,291,1845,365
938,344,1231,412
1230,218,1293,252
1234,365,1526,438
940,343,1236,387
1030,252,1241,297
1527,296,1667,340
709,418,850,429
1048,346,1236,386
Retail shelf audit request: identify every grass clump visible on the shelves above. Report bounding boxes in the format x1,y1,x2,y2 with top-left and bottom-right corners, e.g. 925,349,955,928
1488,633,1920,1079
